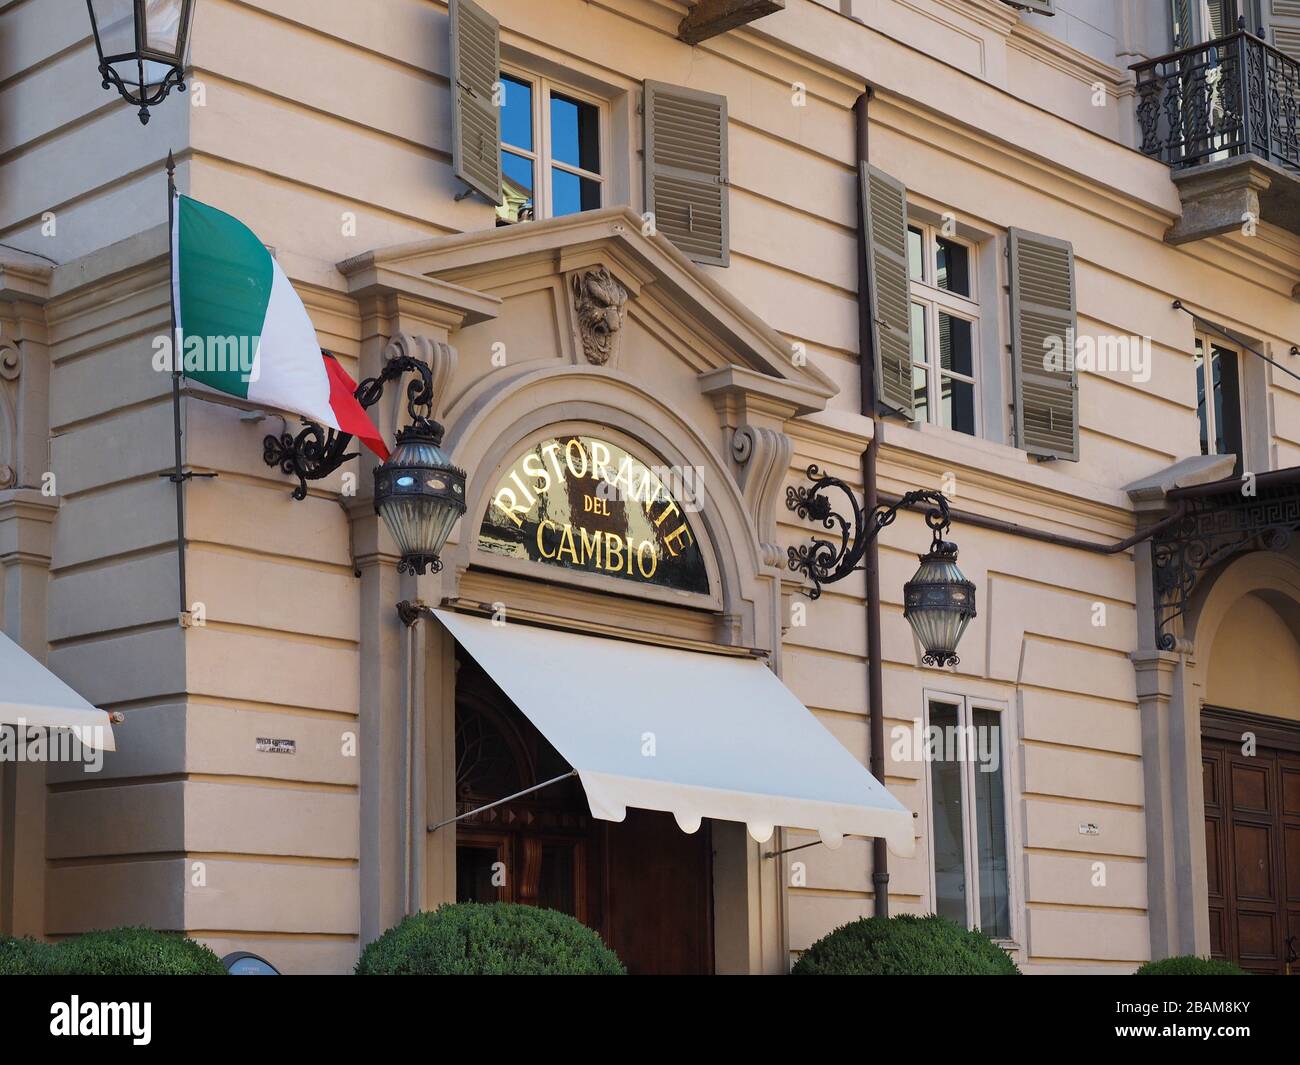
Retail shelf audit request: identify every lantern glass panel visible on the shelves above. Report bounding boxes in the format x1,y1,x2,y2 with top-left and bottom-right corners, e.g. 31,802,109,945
143,0,186,58
89,0,138,57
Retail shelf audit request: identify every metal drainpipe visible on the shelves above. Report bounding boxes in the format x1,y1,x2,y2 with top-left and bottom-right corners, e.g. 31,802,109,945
853,90,890,920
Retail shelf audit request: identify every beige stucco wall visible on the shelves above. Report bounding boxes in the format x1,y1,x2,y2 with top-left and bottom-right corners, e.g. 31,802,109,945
1206,594,1300,720
3,0,1300,973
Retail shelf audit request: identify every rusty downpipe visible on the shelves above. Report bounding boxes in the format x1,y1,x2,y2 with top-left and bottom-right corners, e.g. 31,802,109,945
853,90,891,919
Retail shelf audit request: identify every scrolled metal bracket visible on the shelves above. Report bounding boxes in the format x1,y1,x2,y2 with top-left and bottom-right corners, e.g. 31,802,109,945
97,61,188,126
785,464,951,599
262,350,435,500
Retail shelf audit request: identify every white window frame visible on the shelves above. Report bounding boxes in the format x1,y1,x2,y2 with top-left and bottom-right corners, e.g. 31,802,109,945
908,222,981,437
499,65,608,222
1193,332,1247,461
921,690,1018,947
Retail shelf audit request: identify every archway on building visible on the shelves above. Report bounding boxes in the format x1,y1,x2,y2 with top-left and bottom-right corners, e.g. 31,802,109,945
1195,560,1300,974
452,645,715,975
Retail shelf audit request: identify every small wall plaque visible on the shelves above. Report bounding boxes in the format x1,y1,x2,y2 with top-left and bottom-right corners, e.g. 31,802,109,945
1078,822,1100,836
256,738,296,755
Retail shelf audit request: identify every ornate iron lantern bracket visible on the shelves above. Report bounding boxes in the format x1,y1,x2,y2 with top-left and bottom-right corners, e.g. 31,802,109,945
1151,473,1300,650
262,351,434,500
785,465,952,599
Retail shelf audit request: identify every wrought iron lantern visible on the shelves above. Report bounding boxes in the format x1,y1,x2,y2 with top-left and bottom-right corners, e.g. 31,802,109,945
902,537,976,668
86,0,196,124
263,352,466,575
373,422,466,575
787,466,976,668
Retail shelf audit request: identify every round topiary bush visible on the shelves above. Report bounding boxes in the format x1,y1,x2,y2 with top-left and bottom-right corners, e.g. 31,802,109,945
791,914,1020,975
0,935,59,975
356,903,626,975
53,927,226,976
1134,955,1248,976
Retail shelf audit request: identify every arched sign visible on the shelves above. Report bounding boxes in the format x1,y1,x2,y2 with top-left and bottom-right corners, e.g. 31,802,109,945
478,435,709,594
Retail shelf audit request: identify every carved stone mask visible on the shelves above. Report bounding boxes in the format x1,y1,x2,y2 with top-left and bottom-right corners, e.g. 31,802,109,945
571,266,628,365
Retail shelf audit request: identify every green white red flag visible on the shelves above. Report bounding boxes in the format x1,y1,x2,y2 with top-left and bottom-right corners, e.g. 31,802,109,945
172,194,388,459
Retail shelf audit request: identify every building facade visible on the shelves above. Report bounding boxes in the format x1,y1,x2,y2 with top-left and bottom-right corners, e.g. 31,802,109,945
1,0,1299,974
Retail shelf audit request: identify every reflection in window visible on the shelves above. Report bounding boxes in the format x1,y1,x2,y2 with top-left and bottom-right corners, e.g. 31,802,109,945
1194,336,1243,473
908,222,980,438
497,73,604,225
929,702,966,926
926,697,1012,941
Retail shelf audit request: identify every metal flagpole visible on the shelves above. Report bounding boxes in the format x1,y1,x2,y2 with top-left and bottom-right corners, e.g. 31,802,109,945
165,150,189,625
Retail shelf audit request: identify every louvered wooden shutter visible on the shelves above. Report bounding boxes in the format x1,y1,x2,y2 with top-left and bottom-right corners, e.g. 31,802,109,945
450,0,502,205
860,163,914,419
1266,0,1300,62
1008,228,1078,461
644,81,729,267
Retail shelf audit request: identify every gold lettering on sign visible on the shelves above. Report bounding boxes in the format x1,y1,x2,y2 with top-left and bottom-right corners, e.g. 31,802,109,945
479,435,707,594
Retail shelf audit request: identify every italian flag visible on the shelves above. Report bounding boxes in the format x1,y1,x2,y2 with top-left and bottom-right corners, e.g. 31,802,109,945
172,194,388,459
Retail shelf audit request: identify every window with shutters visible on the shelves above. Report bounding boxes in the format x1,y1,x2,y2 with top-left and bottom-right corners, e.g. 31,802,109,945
907,223,980,437
923,692,1015,943
496,68,607,225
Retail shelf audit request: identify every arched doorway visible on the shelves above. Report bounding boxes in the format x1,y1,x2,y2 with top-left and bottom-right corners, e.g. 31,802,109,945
452,647,715,974
1195,566,1300,974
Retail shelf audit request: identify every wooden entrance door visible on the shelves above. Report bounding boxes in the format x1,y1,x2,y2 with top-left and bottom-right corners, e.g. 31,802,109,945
603,809,714,975
452,651,715,973
1202,707,1300,974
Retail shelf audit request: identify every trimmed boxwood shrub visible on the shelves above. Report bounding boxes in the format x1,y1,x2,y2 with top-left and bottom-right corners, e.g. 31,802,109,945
356,903,626,975
791,914,1020,975
0,935,59,976
1134,955,1248,976
52,927,226,976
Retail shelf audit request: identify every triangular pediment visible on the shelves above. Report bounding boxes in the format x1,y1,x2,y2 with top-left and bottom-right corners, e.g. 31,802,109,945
337,207,836,416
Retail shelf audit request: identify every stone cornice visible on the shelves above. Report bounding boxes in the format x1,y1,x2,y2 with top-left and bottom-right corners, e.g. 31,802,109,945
0,258,53,305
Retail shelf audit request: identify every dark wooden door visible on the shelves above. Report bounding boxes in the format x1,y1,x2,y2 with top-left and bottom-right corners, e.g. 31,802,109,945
1203,708,1300,974
603,809,714,975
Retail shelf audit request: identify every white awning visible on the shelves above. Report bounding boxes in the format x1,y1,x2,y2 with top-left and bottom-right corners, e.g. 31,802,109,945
0,633,116,751
434,610,914,856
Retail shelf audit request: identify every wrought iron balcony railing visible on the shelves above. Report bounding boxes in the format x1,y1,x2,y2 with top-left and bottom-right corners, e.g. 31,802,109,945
1133,30,1300,173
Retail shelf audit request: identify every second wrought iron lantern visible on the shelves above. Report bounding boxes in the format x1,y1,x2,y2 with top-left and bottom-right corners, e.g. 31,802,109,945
787,466,976,667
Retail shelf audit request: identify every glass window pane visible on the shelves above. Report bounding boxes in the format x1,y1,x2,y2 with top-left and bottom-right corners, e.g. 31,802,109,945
972,708,1010,939
1195,339,1210,455
551,168,601,217
498,151,535,224
941,375,976,436
500,75,533,150
935,237,970,297
1211,344,1243,468
550,93,601,173
911,303,928,422
929,702,967,926
908,226,925,282
937,313,973,377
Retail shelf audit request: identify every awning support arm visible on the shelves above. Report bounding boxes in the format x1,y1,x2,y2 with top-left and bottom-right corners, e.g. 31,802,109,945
762,838,825,860
427,770,578,833
1172,300,1300,384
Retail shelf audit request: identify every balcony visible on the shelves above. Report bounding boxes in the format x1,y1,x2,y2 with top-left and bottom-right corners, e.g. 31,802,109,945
1133,30,1300,246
